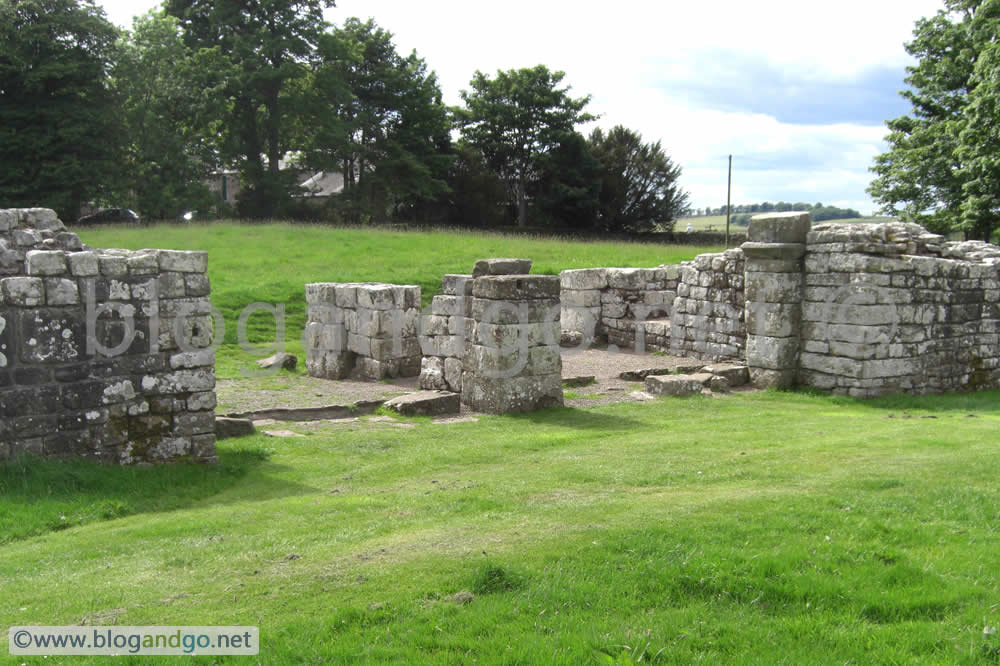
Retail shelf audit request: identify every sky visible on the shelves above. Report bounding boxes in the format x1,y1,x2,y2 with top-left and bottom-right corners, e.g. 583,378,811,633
97,0,947,215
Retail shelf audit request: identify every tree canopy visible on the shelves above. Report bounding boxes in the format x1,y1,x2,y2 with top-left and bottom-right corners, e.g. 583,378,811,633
868,0,1000,240
0,0,121,220
458,65,595,227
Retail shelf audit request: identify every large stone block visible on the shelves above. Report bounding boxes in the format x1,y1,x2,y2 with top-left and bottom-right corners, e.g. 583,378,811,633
472,275,560,300
2,277,45,306
744,271,803,304
560,268,608,291
306,349,355,379
472,258,533,277
158,250,208,273
26,250,68,276
461,372,563,414
746,334,799,370
748,212,811,243
17,308,86,364
442,274,474,296
644,375,703,397
385,391,460,416
473,321,560,348
471,297,560,324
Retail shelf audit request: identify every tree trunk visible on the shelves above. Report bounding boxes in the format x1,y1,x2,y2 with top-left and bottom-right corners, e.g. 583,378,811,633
517,177,527,227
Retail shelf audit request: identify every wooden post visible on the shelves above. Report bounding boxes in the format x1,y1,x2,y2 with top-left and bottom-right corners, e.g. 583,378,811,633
725,154,732,249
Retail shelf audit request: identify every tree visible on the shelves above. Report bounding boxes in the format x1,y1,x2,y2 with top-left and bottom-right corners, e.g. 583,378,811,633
165,0,333,218
112,12,220,219
0,0,121,220
588,126,690,233
303,18,452,223
531,131,602,229
458,65,595,227
868,1,989,236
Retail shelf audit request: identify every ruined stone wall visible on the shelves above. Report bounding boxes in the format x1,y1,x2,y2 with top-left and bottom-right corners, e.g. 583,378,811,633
419,274,473,393
560,266,681,351
0,208,217,464
797,222,1000,397
669,249,746,362
462,274,563,413
304,282,421,380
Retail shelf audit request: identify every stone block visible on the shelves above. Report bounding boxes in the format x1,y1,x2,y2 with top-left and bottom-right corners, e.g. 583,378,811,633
560,289,601,308
419,356,447,390
442,274,474,296
306,349,355,379
644,375,703,397
749,368,797,389
746,334,799,371
355,284,396,310
17,309,85,363
471,297,560,324
353,355,421,379
18,208,64,231
25,250,67,276
472,258,533,277
187,391,217,411
185,273,211,297
370,336,421,362
158,250,208,273
461,372,563,414
98,254,128,276
748,212,811,243
67,251,100,277
560,268,608,291
607,268,655,290
385,390,460,417
444,357,463,391
216,417,255,439
744,271,803,304
745,301,801,338
473,321,560,348
473,275,560,300
158,272,186,298
43,278,79,306
127,251,160,275
703,363,750,387
13,229,41,247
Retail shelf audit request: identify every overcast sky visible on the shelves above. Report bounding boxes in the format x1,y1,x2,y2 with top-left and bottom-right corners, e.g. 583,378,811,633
97,0,947,214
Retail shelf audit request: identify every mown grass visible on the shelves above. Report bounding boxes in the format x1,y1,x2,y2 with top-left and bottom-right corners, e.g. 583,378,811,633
77,223,718,378
2,389,999,663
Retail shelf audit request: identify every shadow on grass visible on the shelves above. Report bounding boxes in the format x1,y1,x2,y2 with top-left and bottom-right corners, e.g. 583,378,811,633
503,404,647,431
0,442,313,545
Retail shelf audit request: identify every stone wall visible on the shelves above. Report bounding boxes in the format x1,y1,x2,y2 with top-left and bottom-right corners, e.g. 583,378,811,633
304,282,421,380
0,208,217,464
418,274,473,393
797,221,1000,397
669,249,746,362
560,266,681,351
462,274,563,413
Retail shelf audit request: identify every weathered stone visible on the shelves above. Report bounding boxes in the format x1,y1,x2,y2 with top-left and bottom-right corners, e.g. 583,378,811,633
385,390,460,416
560,268,608,291
42,278,78,306
67,251,100,277
306,349,355,379
158,250,208,273
748,212,811,243
472,258,532,277
472,275,560,301
444,357,463,391
18,208,64,231
127,251,160,275
442,274,474,296
563,375,595,387
560,289,601,308
462,372,563,413
702,363,749,387
98,254,128,276
25,250,67,276
644,375,703,397
419,356,447,390
471,297,560,324
707,375,730,392
216,417,255,439
746,335,799,371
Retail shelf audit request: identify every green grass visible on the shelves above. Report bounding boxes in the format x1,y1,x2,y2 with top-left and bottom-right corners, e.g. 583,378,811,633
77,223,718,378
2,389,1000,663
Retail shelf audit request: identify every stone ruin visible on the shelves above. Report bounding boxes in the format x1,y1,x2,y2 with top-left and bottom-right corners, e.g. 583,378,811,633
0,208,217,464
560,212,1000,397
306,258,563,414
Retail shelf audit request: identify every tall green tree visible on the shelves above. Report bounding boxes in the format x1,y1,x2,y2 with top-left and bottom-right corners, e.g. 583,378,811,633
588,126,690,233
0,0,121,221
112,11,220,219
457,65,595,227
303,18,452,223
165,0,333,218
531,131,602,229
867,0,999,237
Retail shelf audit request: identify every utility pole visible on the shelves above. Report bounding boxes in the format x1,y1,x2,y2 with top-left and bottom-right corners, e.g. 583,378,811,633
725,154,732,249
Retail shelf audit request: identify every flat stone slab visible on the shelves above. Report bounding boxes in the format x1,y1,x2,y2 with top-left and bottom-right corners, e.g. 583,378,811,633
263,429,305,438
431,416,480,425
257,352,298,371
644,375,704,397
703,363,750,387
216,417,255,439
385,390,461,416
472,258,533,277
563,375,596,387
620,359,705,381
226,399,385,422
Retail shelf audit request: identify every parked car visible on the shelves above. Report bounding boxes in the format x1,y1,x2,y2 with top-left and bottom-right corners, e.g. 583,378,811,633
76,208,141,225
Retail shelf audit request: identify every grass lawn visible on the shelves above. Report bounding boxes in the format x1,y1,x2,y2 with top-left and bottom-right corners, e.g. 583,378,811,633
1,389,999,663
76,223,719,379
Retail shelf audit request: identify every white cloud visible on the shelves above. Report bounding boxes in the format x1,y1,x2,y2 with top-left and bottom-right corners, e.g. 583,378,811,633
97,0,947,214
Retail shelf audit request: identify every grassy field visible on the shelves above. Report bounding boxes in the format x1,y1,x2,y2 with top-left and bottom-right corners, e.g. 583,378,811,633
1,390,999,663
676,215,896,233
3,222,998,663
77,223,720,378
